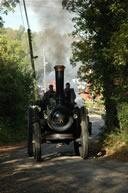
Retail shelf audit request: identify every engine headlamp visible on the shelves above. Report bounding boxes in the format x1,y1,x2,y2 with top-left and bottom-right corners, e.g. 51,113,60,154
73,113,78,119
43,111,48,119
73,110,78,119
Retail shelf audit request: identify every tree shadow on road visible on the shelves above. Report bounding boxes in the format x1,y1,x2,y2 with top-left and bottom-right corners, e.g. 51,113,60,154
89,139,106,159
1,142,128,193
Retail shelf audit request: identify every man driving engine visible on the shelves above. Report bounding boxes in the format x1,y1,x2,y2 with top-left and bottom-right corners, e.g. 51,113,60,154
64,82,76,104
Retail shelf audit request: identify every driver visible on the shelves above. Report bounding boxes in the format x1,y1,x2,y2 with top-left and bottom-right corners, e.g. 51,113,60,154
64,82,76,104
43,85,56,101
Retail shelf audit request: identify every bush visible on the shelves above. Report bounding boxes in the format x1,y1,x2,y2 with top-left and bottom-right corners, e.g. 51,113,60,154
0,119,27,144
0,34,35,144
99,102,128,151
117,103,128,132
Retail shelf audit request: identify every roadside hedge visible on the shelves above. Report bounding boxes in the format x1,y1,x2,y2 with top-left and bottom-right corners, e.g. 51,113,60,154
117,103,128,132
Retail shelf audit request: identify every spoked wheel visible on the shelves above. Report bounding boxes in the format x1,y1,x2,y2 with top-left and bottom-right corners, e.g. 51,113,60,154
33,122,41,162
27,107,33,157
74,118,80,156
74,107,88,159
79,107,88,159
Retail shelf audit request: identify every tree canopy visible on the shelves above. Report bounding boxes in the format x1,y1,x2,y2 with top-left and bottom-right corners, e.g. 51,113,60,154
0,29,34,131
63,0,128,131
0,10,35,143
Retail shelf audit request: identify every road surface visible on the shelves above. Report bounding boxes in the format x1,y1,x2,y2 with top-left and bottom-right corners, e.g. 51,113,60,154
0,114,128,193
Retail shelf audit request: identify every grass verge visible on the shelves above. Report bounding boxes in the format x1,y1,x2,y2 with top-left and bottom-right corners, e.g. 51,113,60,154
99,128,128,162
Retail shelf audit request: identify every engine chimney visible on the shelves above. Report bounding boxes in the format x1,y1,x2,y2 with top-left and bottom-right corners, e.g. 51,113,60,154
54,65,65,104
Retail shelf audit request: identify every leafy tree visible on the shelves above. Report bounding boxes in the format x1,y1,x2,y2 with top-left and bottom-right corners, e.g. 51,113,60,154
0,26,30,67
0,1,35,142
0,33,34,139
4,27,18,40
63,0,128,131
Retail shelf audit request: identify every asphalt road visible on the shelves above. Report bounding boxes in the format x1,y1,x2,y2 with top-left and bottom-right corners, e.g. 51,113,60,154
0,114,128,193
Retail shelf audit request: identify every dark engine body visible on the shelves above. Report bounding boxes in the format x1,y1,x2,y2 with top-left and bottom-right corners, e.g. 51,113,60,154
27,65,91,161
34,65,81,142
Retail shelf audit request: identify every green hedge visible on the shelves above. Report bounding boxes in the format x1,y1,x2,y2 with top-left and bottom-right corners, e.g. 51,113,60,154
117,103,128,132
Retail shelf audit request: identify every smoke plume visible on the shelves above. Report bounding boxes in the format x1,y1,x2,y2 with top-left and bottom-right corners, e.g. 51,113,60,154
25,0,79,87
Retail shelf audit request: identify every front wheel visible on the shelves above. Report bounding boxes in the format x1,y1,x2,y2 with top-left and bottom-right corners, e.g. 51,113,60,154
33,123,41,162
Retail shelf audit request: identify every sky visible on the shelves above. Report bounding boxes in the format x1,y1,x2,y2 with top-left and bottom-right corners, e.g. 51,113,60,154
2,3,41,32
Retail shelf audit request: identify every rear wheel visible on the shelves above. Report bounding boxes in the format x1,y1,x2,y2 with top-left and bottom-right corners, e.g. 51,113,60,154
33,122,41,162
74,107,88,159
74,118,80,156
27,107,33,156
79,107,88,159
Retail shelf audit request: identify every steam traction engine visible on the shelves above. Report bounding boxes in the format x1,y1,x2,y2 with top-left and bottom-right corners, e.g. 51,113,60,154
27,65,90,161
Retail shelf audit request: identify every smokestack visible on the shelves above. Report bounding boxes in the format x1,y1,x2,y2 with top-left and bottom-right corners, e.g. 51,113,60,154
54,65,65,104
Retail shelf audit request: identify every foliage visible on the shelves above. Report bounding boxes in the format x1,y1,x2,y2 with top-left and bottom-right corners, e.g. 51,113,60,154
117,103,128,132
100,127,128,155
0,0,35,144
0,27,30,64
0,32,35,143
0,119,27,144
64,0,128,131
99,102,128,157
